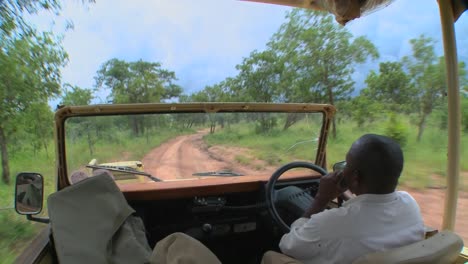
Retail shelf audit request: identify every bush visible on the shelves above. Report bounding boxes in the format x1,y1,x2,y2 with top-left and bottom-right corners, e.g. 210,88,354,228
384,113,408,147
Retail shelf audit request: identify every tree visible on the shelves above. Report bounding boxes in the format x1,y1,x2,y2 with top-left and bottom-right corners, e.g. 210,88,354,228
232,49,284,103
364,61,415,113
60,85,99,154
61,84,93,105
403,35,466,141
95,59,182,104
349,93,384,127
267,9,379,138
0,31,67,184
95,59,182,136
0,0,61,38
403,35,440,142
21,103,55,157
232,50,285,133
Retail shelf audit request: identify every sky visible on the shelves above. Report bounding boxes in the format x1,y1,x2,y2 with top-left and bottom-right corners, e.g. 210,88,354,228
28,0,468,104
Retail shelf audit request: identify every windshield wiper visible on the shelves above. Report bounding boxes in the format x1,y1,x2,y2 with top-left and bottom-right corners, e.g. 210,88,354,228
86,164,162,182
192,170,244,177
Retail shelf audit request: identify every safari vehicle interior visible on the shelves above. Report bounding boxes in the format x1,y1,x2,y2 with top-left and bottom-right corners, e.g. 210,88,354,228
12,0,468,264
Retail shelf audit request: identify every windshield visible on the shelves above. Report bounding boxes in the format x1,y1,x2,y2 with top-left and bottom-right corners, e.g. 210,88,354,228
64,110,325,184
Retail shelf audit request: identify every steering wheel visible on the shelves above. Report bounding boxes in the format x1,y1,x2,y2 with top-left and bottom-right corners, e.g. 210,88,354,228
265,161,327,233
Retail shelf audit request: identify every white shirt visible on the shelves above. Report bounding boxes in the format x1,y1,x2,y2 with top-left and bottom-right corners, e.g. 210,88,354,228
279,191,425,264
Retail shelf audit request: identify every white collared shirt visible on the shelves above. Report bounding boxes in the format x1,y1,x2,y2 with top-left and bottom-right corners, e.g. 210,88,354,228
279,191,425,264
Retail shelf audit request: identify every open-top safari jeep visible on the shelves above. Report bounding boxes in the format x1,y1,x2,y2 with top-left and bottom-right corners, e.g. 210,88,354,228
12,0,468,263
14,103,467,263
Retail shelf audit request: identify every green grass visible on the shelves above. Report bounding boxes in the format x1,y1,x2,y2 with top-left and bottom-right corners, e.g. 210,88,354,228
0,142,56,262
0,126,192,262
235,155,251,166
0,211,39,263
2,114,467,261
205,121,321,166
206,116,468,190
66,127,190,172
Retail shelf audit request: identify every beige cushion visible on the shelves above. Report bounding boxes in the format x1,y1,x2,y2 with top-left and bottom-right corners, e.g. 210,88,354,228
262,231,463,264
150,232,221,264
261,251,303,264
48,173,151,264
352,230,464,264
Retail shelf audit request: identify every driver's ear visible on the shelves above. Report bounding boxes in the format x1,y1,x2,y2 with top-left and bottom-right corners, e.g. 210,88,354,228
348,170,361,193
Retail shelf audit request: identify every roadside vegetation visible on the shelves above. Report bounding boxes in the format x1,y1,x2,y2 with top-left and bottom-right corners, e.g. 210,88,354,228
0,125,192,261
1,0,468,262
205,114,468,190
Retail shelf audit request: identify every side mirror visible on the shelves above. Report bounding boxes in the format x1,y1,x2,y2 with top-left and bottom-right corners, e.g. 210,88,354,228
15,172,44,215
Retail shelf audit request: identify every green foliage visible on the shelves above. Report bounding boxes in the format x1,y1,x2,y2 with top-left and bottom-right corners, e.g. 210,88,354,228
207,117,468,190
61,85,93,105
462,96,468,133
187,9,379,138
266,9,378,105
0,211,38,263
348,94,384,127
0,137,55,262
0,32,68,117
20,103,55,156
95,59,182,104
384,113,409,147
402,35,453,141
0,0,62,38
95,59,183,136
205,120,323,165
0,123,191,262
254,115,278,134
364,62,415,113
182,80,235,104
0,27,67,184
233,49,284,102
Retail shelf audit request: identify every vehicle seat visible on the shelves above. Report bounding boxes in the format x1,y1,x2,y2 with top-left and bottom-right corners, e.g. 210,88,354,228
261,230,463,264
352,230,463,264
261,251,302,264
47,173,152,264
150,232,221,264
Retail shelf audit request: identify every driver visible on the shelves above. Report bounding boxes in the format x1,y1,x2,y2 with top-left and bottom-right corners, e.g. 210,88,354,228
277,134,425,263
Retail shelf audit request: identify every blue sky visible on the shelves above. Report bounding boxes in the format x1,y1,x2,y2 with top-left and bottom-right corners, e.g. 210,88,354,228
29,0,468,104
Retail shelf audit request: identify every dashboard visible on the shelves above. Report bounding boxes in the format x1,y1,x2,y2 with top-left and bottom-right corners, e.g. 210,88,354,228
126,176,320,263
128,177,320,246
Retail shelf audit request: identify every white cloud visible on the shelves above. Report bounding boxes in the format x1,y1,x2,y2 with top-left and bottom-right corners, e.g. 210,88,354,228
26,0,468,102
28,0,289,95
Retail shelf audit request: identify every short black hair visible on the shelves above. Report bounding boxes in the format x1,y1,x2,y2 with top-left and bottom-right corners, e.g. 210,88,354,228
349,134,404,193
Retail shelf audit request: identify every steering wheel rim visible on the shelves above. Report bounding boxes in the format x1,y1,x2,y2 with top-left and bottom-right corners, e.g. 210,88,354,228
265,161,327,233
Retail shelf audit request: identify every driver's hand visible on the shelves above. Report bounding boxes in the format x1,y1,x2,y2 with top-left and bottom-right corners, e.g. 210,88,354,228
315,171,347,203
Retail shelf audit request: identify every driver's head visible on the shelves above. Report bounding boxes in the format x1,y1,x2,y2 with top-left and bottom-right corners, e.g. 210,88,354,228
345,134,403,195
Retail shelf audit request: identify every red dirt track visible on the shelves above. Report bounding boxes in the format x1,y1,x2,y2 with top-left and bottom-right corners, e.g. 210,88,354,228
142,131,273,181
142,132,468,242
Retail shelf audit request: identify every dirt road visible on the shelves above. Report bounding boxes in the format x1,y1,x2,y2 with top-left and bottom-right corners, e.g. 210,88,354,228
142,132,468,242
403,188,468,242
142,131,271,181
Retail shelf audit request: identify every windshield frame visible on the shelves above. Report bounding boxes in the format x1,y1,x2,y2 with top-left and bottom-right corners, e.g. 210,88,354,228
55,102,336,189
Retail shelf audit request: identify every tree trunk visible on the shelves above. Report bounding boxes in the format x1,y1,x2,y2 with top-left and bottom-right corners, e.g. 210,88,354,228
326,86,337,139
43,140,49,158
87,130,94,156
210,123,216,134
332,117,337,139
0,126,10,184
417,114,427,142
131,117,139,136
283,113,301,131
